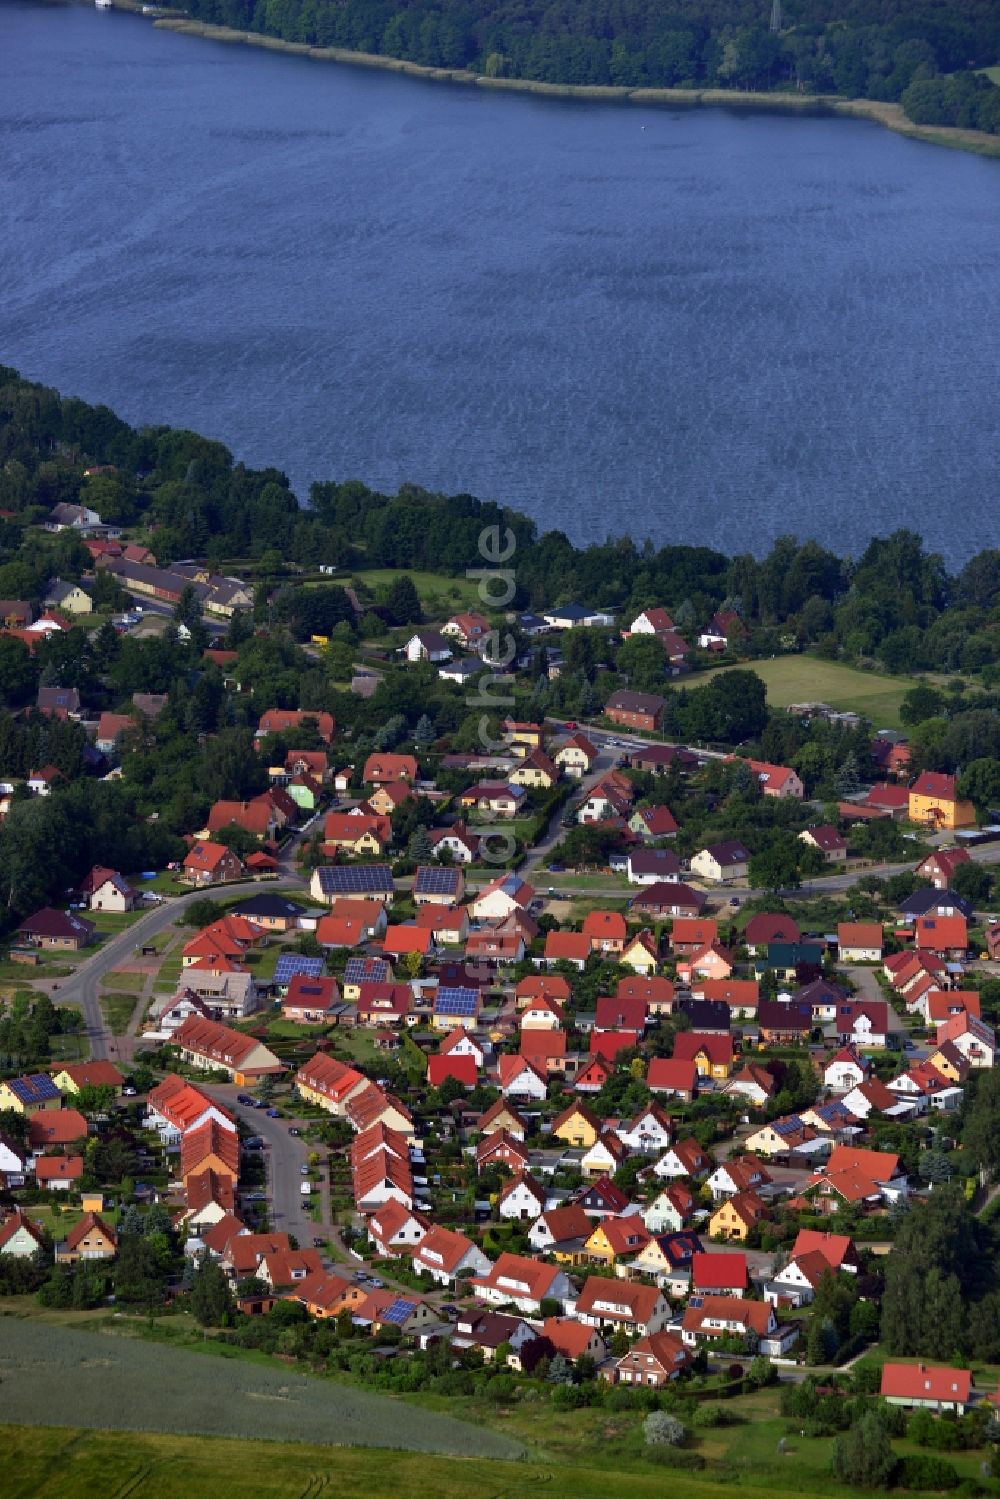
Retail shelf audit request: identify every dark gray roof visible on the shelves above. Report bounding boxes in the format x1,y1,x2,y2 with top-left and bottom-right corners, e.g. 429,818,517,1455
898,887,973,919
232,894,306,918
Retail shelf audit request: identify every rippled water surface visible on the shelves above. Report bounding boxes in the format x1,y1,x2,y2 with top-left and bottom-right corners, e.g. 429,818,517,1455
2,2,999,561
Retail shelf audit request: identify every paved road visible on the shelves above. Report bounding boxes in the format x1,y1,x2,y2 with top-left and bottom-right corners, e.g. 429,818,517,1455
205,1084,323,1246
53,852,310,1061
520,745,622,877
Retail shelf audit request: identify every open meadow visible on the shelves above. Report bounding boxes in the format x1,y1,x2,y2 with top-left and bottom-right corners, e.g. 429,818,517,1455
690,656,920,729
0,1320,523,1460
0,1424,768,1499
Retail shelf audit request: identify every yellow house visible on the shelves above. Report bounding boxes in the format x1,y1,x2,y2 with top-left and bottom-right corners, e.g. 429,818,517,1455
509,753,558,790
0,1075,62,1114
44,580,93,615
908,772,975,831
367,785,411,818
927,1046,966,1083
51,1063,123,1098
676,1036,733,1080
503,721,543,752
708,1190,767,1242
583,1216,648,1267
621,934,659,976
551,1101,600,1150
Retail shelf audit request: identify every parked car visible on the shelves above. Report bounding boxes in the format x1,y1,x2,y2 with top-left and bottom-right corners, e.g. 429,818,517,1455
299,1164,309,1176
266,1107,281,1118
288,1127,300,1137
122,1085,137,1097
237,1094,254,1105
312,1236,325,1248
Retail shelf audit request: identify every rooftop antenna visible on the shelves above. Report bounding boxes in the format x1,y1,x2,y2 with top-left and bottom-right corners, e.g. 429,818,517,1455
769,0,781,31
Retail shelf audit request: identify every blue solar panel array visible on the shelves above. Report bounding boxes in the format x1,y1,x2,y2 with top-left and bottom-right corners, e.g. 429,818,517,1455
345,957,390,985
434,986,479,1016
413,865,460,896
380,1298,416,1326
273,954,325,985
11,1073,61,1105
316,864,393,895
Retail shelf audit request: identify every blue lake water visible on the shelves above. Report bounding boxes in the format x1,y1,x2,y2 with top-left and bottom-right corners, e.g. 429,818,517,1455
1,1,999,562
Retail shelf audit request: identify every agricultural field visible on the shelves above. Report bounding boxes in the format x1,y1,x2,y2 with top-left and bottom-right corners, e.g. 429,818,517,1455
690,656,921,730
0,1321,523,1459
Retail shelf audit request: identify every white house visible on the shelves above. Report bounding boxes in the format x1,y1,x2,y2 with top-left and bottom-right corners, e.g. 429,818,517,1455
472,873,534,923
471,1253,574,1316
498,1174,547,1221
403,631,452,663
824,1047,868,1094
618,1107,673,1157
0,1137,28,1188
642,1188,690,1236
499,1056,549,1101
413,1226,491,1286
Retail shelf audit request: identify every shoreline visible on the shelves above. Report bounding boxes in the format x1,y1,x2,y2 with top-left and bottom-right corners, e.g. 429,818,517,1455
149,16,1000,160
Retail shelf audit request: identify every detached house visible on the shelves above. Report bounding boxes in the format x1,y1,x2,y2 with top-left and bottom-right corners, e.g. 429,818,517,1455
413,1225,491,1287
613,1331,692,1387
882,1364,974,1415
690,840,750,885
182,841,244,886
708,1190,767,1242
738,759,804,799
799,825,848,863
681,1295,782,1351
554,732,597,778
837,922,884,963
574,1277,670,1337
908,772,975,830
471,1253,573,1316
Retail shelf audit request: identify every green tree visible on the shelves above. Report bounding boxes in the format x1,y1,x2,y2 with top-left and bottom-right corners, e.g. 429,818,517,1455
831,1409,897,1488
190,1251,234,1327
382,575,422,626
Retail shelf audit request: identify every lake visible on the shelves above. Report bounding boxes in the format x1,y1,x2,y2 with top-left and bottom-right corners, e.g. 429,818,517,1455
2,2,999,563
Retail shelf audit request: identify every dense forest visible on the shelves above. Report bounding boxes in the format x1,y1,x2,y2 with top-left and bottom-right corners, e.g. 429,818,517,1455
177,0,1000,132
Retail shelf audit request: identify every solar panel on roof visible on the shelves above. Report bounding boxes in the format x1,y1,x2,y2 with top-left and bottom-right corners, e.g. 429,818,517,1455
434,986,478,1016
414,866,459,894
380,1298,415,1326
274,954,325,984
319,864,393,894
345,957,389,982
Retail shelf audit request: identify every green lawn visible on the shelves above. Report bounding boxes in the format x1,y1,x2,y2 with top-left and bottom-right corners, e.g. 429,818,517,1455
89,911,148,935
101,970,148,993
691,656,921,730
47,1031,89,1063
99,990,139,1035
978,64,1000,83
333,567,485,613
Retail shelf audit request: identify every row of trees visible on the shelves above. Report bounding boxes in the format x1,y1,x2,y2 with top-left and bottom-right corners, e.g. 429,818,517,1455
175,0,1000,127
